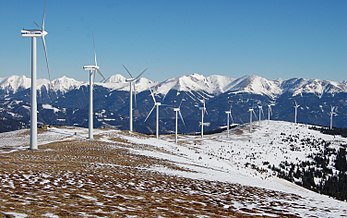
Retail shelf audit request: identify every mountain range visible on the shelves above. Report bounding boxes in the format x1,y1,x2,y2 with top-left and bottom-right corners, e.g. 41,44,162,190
0,73,346,133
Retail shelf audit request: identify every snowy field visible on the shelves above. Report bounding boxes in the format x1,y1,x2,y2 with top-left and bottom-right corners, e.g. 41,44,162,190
0,120,346,217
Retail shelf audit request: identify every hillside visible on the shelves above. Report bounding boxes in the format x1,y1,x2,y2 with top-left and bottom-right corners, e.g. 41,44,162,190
0,121,346,217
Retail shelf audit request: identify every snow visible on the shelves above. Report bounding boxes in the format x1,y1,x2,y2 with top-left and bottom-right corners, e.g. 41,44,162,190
98,120,347,216
2,212,28,218
102,74,157,92
0,75,81,94
0,127,88,153
0,75,48,93
42,104,60,113
1,74,347,97
155,73,234,96
1,121,347,216
49,76,83,92
225,75,282,97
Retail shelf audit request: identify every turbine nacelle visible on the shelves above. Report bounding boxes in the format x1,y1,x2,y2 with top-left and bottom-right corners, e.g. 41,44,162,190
174,108,180,112
155,102,162,106
83,65,100,71
125,78,136,82
225,111,231,114
21,29,48,37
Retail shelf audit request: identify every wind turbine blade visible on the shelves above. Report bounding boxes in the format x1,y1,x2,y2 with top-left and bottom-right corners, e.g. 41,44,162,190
205,108,208,115
230,113,234,123
135,68,148,80
34,21,40,29
252,110,258,120
144,105,156,122
179,99,184,109
41,36,51,81
42,0,46,30
92,35,97,66
179,111,186,126
96,69,106,82
122,65,133,78
148,86,156,103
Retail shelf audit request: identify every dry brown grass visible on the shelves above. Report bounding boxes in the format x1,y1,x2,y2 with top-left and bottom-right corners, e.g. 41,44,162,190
0,139,304,217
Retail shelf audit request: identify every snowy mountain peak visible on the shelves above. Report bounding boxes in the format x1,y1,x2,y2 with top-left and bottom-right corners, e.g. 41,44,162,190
104,74,126,83
102,74,156,92
49,76,83,93
225,75,282,97
0,75,31,92
281,78,347,97
155,74,234,95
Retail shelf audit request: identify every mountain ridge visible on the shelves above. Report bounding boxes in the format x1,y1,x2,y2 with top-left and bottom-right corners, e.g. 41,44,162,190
1,74,347,97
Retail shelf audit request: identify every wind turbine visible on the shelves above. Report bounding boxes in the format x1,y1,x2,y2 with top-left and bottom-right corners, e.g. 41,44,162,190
123,65,148,132
83,37,106,140
257,105,264,126
267,104,274,120
225,106,233,138
173,101,185,143
199,98,208,138
248,108,257,133
294,101,300,124
329,106,337,130
144,88,163,139
21,2,50,150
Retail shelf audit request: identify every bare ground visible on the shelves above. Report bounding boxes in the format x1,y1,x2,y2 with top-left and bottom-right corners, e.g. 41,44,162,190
0,136,316,217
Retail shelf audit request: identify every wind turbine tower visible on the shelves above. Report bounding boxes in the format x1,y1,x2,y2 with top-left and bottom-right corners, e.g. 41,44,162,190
173,105,185,143
294,101,300,124
225,110,233,138
21,4,50,150
123,65,147,132
330,106,337,130
145,88,164,139
248,108,254,133
258,105,264,126
199,98,208,138
83,38,105,140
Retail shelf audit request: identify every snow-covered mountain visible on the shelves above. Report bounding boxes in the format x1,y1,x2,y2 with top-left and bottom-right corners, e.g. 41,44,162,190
154,73,234,95
102,74,157,92
1,74,346,97
1,73,347,133
0,75,49,93
224,75,282,97
0,75,82,94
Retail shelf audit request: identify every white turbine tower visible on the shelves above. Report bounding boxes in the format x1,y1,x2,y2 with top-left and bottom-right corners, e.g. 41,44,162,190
267,104,274,120
83,38,106,140
225,107,233,138
199,98,208,138
294,101,300,124
21,3,50,150
123,65,148,132
248,108,257,133
173,101,185,143
145,88,163,139
329,106,337,130
258,105,264,126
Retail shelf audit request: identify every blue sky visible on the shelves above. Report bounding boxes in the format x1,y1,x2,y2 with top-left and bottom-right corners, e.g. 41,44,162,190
0,0,346,82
